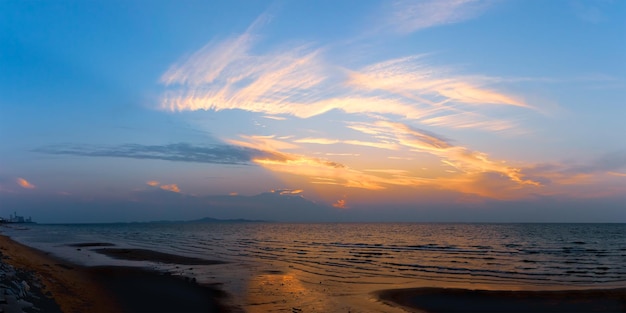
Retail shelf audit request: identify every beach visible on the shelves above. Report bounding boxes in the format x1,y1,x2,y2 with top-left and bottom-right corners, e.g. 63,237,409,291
0,234,232,313
1,223,625,313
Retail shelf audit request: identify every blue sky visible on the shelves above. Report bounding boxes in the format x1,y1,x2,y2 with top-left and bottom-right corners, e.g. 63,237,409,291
1,0,625,223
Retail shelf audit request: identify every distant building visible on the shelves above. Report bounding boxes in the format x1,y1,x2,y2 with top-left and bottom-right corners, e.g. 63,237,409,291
1,212,33,223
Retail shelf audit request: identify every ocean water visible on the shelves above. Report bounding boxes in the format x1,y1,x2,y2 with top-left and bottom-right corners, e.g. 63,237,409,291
3,223,625,311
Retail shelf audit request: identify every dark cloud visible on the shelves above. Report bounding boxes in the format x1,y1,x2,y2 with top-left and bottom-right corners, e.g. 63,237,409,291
35,143,285,165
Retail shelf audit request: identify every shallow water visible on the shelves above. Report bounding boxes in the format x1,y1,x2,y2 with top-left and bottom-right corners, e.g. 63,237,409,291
3,223,625,312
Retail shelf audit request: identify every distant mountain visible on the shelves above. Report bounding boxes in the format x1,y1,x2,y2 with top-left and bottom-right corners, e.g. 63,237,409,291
187,217,267,223
134,217,268,224
7,188,339,223
129,188,336,222
198,191,335,221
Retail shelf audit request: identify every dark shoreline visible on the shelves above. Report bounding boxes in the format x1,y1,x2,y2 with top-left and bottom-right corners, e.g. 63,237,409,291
0,235,234,312
93,247,226,265
377,287,626,313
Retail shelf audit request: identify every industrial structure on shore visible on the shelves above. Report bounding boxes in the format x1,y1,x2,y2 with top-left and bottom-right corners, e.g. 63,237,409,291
0,212,34,224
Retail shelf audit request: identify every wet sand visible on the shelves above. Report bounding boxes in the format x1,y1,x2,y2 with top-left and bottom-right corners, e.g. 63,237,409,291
377,287,626,313
87,266,231,313
0,235,232,313
93,247,226,265
68,242,116,247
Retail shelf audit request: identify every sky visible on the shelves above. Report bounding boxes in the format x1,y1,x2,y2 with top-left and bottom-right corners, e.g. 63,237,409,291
1,0,625,223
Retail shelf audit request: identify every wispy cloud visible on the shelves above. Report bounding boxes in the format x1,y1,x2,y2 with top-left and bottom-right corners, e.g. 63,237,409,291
419,113,517,131
295,137,399,150
16,178,35,189
159,22,530,133
262,115,287,121
348,55,531,109
387,0,492,34
146,181,160,187
348,120,540,188
160,184,181,193
230,135,299,151
160,40,338,118
325,153,361,157
271,189,304,195
161,13,271,86
36,143,280,165
520,152,626,186
294,137,340,145
153,10,615,201
230,133,440,191
364,169,410,175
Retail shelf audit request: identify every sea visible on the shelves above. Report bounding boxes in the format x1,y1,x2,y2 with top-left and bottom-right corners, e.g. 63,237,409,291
2,222,625,312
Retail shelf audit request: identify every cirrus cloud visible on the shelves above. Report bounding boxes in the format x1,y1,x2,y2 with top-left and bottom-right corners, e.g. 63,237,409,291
386,0,493,34
159,18,531,133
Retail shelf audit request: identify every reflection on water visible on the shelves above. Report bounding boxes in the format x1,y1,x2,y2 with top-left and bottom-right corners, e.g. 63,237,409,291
4,223,625,312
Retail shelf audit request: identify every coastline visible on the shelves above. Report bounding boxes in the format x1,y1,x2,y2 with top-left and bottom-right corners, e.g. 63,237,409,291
0,234,232,313
0,234,119,313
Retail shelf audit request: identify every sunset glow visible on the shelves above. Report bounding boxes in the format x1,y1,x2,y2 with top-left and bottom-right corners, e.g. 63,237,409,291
1,0,624,223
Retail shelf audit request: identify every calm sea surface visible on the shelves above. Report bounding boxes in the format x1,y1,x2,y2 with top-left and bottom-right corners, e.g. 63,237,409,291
4,223,624,287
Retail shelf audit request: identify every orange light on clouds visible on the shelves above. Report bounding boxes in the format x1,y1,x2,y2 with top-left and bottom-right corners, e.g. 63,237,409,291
16,178,35,189
146,180,160,186
160,184,180,193
272,189,304,195
332,199,348,209
147,7,626,210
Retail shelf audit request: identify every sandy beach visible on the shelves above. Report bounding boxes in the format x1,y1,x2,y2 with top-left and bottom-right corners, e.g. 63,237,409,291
0,234,232,313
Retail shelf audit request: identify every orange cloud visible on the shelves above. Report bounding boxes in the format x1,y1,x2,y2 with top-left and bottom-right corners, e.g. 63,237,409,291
272,189,304,195
332,199,348,209
294,137,340,145
146,180,160,187
295,137,399,150
160,184,180,193
235,119,551,200
16,178,35,189
351,121,540,187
